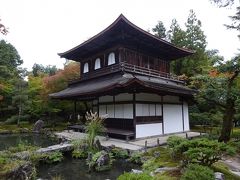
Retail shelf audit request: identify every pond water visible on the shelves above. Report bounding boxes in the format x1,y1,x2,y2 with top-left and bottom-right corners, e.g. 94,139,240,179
0,133,58,150
37,156,139,180
0,134,139,179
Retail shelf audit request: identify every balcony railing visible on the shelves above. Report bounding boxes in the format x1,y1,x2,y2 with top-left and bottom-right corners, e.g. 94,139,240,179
70,62,183,85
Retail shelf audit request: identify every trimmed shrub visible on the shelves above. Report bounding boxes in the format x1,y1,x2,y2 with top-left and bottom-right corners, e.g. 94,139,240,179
181,164,215,180
128,152,143,164
111,148,129,159
167,137,230,166
117,172,153,180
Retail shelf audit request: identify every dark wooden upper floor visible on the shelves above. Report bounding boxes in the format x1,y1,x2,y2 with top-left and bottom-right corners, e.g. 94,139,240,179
58,15,193,84
67,46,184,85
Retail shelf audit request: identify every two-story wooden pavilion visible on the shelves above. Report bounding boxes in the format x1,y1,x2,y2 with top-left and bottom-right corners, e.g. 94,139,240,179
50,15,195,139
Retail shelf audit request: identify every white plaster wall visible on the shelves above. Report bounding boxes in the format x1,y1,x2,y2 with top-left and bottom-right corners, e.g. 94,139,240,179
99,96,113,103
107,105,114,118
115,93,133,101
136,123,163,138
163,95,180,103
136,93,161,102
163,104,183,134
156,104,162,116
136,104,162,116
115,104,124,118
183,102,190,131
149,104,156,116
114,104,133,119
123,104,133,118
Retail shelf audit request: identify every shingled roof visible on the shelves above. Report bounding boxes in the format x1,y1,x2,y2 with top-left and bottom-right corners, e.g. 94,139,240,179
58,14,194,61
49,72,196,100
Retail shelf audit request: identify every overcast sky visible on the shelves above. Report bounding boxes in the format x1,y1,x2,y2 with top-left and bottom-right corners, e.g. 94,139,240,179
0,0,239,70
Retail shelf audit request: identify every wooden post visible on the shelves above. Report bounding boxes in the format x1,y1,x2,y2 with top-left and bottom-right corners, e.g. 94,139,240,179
157,138,160,146
145,140,147,152
133,93,136,139
185,132,188,139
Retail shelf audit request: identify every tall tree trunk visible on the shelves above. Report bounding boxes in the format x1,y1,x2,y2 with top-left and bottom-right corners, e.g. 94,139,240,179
218,70,239,142
218,98,235,142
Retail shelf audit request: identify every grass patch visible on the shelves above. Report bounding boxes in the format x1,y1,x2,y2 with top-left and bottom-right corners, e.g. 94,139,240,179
0,122,32,133
142,147,179,172
0,122,69,133
154,171,181,180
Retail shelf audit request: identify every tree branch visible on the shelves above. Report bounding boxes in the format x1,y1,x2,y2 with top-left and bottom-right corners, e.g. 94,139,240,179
203,97,227,109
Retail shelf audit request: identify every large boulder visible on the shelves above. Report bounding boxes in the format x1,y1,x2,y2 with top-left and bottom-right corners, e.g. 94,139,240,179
33,119,44,133
96,151,110,167
215,172,225,180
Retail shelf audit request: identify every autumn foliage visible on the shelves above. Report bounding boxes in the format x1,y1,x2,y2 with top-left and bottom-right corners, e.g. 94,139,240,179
27,61,80,119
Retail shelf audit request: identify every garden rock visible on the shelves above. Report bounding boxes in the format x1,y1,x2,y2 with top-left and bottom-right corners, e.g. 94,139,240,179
15,151,31,160
131,169,143,174
33,119,44,133
96,151,110,166
104,145,115,152
153,151,160,158
6,162,35,180
215,172,224,180
94,138,102,150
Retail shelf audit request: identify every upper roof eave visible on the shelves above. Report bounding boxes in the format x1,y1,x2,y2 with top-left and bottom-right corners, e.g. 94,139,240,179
58,14,194,60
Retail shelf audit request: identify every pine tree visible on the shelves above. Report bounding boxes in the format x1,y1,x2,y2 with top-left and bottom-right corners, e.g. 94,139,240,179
152,21,167,39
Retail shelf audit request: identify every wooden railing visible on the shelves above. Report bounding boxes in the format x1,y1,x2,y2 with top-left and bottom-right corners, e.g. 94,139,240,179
120,62,180,81
69,62,183,85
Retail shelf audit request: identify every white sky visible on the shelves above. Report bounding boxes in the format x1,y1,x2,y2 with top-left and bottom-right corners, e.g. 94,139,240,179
0,0,239,70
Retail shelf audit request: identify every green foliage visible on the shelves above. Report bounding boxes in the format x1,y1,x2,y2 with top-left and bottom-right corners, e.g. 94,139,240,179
71,139,88,158
167,137,231,166
117,172,153,180
180,164,215,180
142,147,179,172
32,63,58,77
128,152,143,164
152,21,166,39
8,142,38,153
111,148,129,159
86,150,114,172
5,114,30,124
51,175,65,180
155,172,179,180
167,136,188,149
167,10,210,76
44,151,64,164
228,140,240,153
85,111,105,150
72,149,87,159
190,56,240,142
0,40,22,76
231,128,240,140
